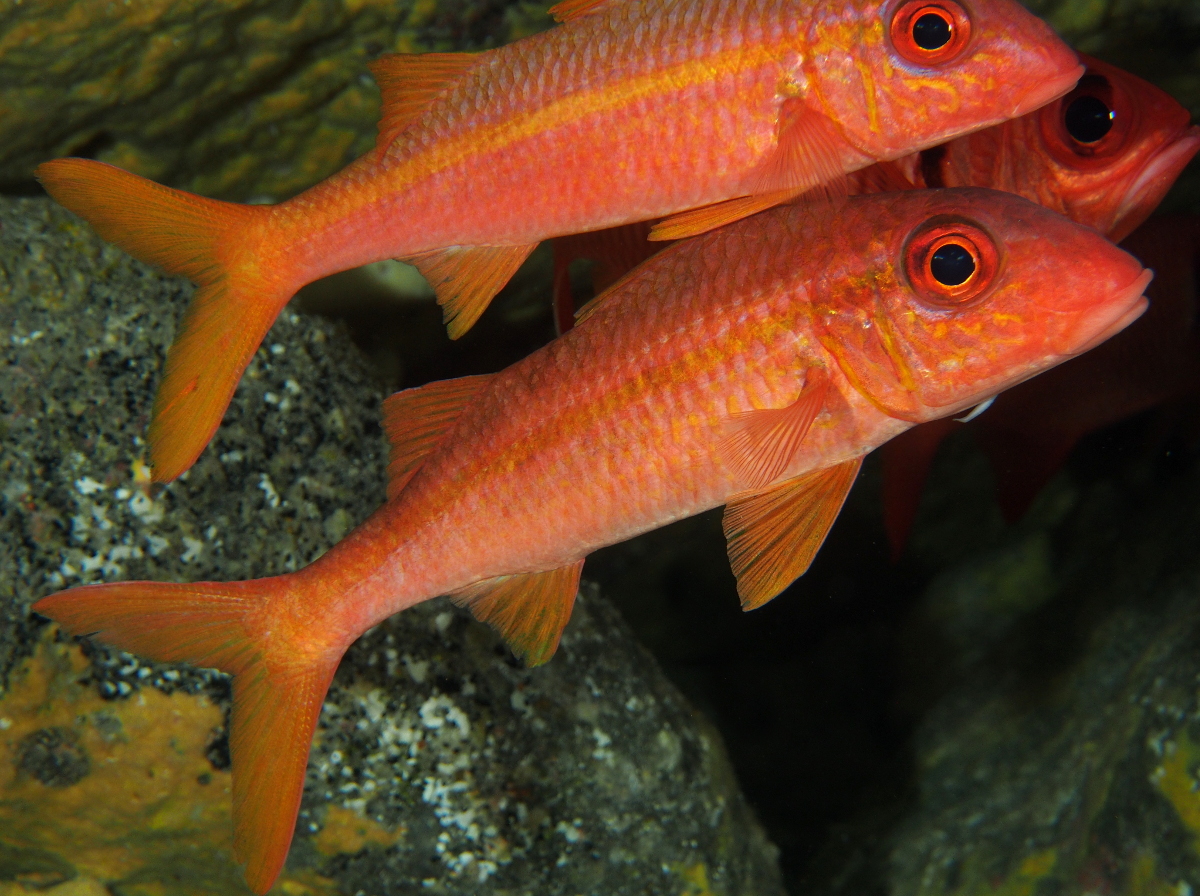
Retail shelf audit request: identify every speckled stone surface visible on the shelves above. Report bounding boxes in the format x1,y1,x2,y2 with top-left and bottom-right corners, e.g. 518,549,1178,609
0,196,785,894
787,415,1200,895
0,0,552,199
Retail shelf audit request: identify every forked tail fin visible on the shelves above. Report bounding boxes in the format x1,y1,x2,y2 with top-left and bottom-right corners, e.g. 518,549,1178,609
32,577,345,894
36,159,296,482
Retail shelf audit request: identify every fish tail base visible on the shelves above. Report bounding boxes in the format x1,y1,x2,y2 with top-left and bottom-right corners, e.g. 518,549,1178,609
33,577,344,894
35,158,296,482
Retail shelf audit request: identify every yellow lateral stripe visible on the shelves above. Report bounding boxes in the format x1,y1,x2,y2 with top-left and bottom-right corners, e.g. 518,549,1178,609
389,39,784,189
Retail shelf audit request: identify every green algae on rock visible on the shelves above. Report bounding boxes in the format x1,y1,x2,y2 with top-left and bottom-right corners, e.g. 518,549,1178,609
0,194,784,895
0,0,553,200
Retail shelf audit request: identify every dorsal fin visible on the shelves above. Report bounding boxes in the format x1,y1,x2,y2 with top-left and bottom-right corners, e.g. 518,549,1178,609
717,368,831,490
401,243,539,338
648,190,800,241
723,457,862,610
369,52,480,150
381,374,494,498
450,561,585,665
548,0,615,22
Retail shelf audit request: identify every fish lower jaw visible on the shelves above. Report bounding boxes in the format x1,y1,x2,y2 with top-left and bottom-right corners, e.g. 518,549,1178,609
1110,127,1200,241
1058,270,1154,358
1009,64,1086,119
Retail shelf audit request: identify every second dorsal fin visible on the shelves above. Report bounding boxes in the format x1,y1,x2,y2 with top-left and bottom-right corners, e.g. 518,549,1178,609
548,0,616,22
451,560,585,665
381,374,494,498
369,52,480,150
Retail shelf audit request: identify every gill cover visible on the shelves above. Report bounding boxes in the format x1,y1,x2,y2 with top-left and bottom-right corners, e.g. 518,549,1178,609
811,207,1008,420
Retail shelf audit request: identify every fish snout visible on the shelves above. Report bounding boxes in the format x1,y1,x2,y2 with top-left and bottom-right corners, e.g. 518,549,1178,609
1058,267,1153,357
1010,64,1085,118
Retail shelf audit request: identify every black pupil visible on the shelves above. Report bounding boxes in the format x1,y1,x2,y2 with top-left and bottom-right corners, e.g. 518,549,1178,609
912,12,952,50
930,243,975,286
1064,94,1113,144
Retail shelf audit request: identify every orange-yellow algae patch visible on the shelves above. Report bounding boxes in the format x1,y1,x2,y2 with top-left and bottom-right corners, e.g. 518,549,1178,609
1150,727,1200,845
0,631,342,894
0,632,234,886
313,804,405,856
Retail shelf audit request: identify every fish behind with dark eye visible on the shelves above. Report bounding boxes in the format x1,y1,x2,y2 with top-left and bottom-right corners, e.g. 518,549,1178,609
34,188,1149,894
915,54,1200,241
35,0,1081,483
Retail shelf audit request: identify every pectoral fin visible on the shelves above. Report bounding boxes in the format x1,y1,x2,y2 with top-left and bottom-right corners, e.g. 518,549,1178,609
718,368,830,491
450,560,585,666
649,191,801,241
749,99,853,197
723,458,862,610
402,243,538,338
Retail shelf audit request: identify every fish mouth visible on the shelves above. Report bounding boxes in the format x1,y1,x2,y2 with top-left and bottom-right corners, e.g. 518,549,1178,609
1009,64,1085,118
1110,126,1200,241
1062,268,1154,357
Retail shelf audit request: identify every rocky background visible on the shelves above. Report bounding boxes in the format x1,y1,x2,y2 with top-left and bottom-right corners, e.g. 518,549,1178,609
0,1,1198,895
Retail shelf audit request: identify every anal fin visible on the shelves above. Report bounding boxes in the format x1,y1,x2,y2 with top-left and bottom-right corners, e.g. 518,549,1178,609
451,560,585,666
723,458,862,610
382,374,494,498
369,52,480,150
402,243,538,338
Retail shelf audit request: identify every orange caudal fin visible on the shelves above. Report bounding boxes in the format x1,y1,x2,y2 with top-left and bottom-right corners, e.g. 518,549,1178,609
35,158,293,482
32,577,345,894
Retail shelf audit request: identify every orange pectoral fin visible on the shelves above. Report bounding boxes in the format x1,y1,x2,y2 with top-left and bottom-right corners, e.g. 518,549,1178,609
649,191,801,241
723,457,863,610
450,561,585,666
718,368,831,491
750,99,854,197
402,243,538,338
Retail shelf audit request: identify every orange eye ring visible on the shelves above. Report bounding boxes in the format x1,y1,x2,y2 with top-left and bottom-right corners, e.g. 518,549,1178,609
890,1,972,66
903,217,1000,307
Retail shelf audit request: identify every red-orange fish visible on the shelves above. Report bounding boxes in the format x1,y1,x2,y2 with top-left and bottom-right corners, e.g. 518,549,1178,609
35,0,1080,483
552,55,1198,331
545,56,1199,545
35,188,1149,893
875,56,1200,553
882,213,1200,547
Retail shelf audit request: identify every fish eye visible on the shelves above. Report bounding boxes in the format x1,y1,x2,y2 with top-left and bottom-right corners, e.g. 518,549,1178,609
904,217,999,306
930,242,975,285
890,1,972,65
912,12,952,50
1064,94,1113,144
1042,72,1129,162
